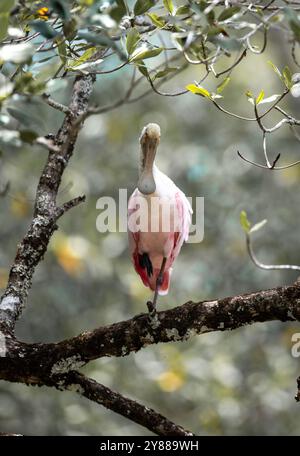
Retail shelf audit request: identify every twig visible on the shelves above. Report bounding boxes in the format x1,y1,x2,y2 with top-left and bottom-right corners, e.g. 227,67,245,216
237,150,300,170
35,136,61,153
56,195,86,218
246,234,300,271
42,94,72,115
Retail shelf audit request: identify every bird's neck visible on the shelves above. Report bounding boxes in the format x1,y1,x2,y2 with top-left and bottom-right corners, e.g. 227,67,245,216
138,153,157,195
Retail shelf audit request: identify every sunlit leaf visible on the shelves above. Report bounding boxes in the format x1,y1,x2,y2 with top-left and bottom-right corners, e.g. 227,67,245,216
68,47,97,68
253,93,280,104
256,90,265,105
217,77,230,94
240,210,251,233
282,65,293,89
147,12,165,28
130,47,163,62
186,84,211,98
249,219,267,234
163,0,174,14
267,60,282,78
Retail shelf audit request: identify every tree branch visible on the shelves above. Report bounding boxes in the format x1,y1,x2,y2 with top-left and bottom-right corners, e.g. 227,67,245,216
54,371,193,436
1,282,300,385
0,74,95,333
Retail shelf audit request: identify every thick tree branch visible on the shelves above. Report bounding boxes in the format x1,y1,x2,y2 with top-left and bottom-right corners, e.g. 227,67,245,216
0,74,95,333
53,371,193,436
1,282,300,385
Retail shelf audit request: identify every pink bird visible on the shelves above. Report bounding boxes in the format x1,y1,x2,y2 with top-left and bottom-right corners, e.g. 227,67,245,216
128,123,192,312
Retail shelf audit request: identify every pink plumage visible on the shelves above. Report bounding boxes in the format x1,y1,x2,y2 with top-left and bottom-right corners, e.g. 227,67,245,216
128,123,192,302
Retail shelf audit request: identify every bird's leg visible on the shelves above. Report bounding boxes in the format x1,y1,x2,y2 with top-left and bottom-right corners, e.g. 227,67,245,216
147,257,167,314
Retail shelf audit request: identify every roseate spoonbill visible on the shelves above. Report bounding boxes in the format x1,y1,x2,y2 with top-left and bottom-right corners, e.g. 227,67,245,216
128,123,192,312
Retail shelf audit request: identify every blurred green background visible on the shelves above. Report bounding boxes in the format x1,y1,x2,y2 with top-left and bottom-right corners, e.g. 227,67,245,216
1,31,300,436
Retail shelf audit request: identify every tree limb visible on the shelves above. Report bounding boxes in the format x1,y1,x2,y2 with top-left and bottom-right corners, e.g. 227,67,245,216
0,74,95,332
53,371,193,436
1,282,300,384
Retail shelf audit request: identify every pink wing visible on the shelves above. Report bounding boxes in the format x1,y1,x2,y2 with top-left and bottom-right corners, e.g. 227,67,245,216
128,189,152,288
169,190,192,267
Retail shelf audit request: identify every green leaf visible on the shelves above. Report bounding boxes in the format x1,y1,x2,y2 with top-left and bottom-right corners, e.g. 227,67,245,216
163,0,174,14
68,47,97,68
130,47,163,62
134,0,155,16
240,211,251,233
0,0,14,41
249,219,267,234
252,93,280,105
7,107,34,127
186,84,211,98
77,31,112,47
110,0,127,22
0,13,9,41
77,31,126,60
218,6,240,21
267,60,282,78
176,5,190,15
56,37,67,65
211,36,240,51
154,67,178,80
245,90,253,99
30,20,58,39
285,7,300,42
256,89,265,105
147,12,165,28
0,0,14,13
217,77,230,94
283,65,293,89
126,28,140,56
50,0,70,21
0,74,13,101
20,130,38,144
137,62,149,77
63,18,77,40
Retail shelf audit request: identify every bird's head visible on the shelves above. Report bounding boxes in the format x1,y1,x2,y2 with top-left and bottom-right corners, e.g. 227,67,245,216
138,123,160,195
